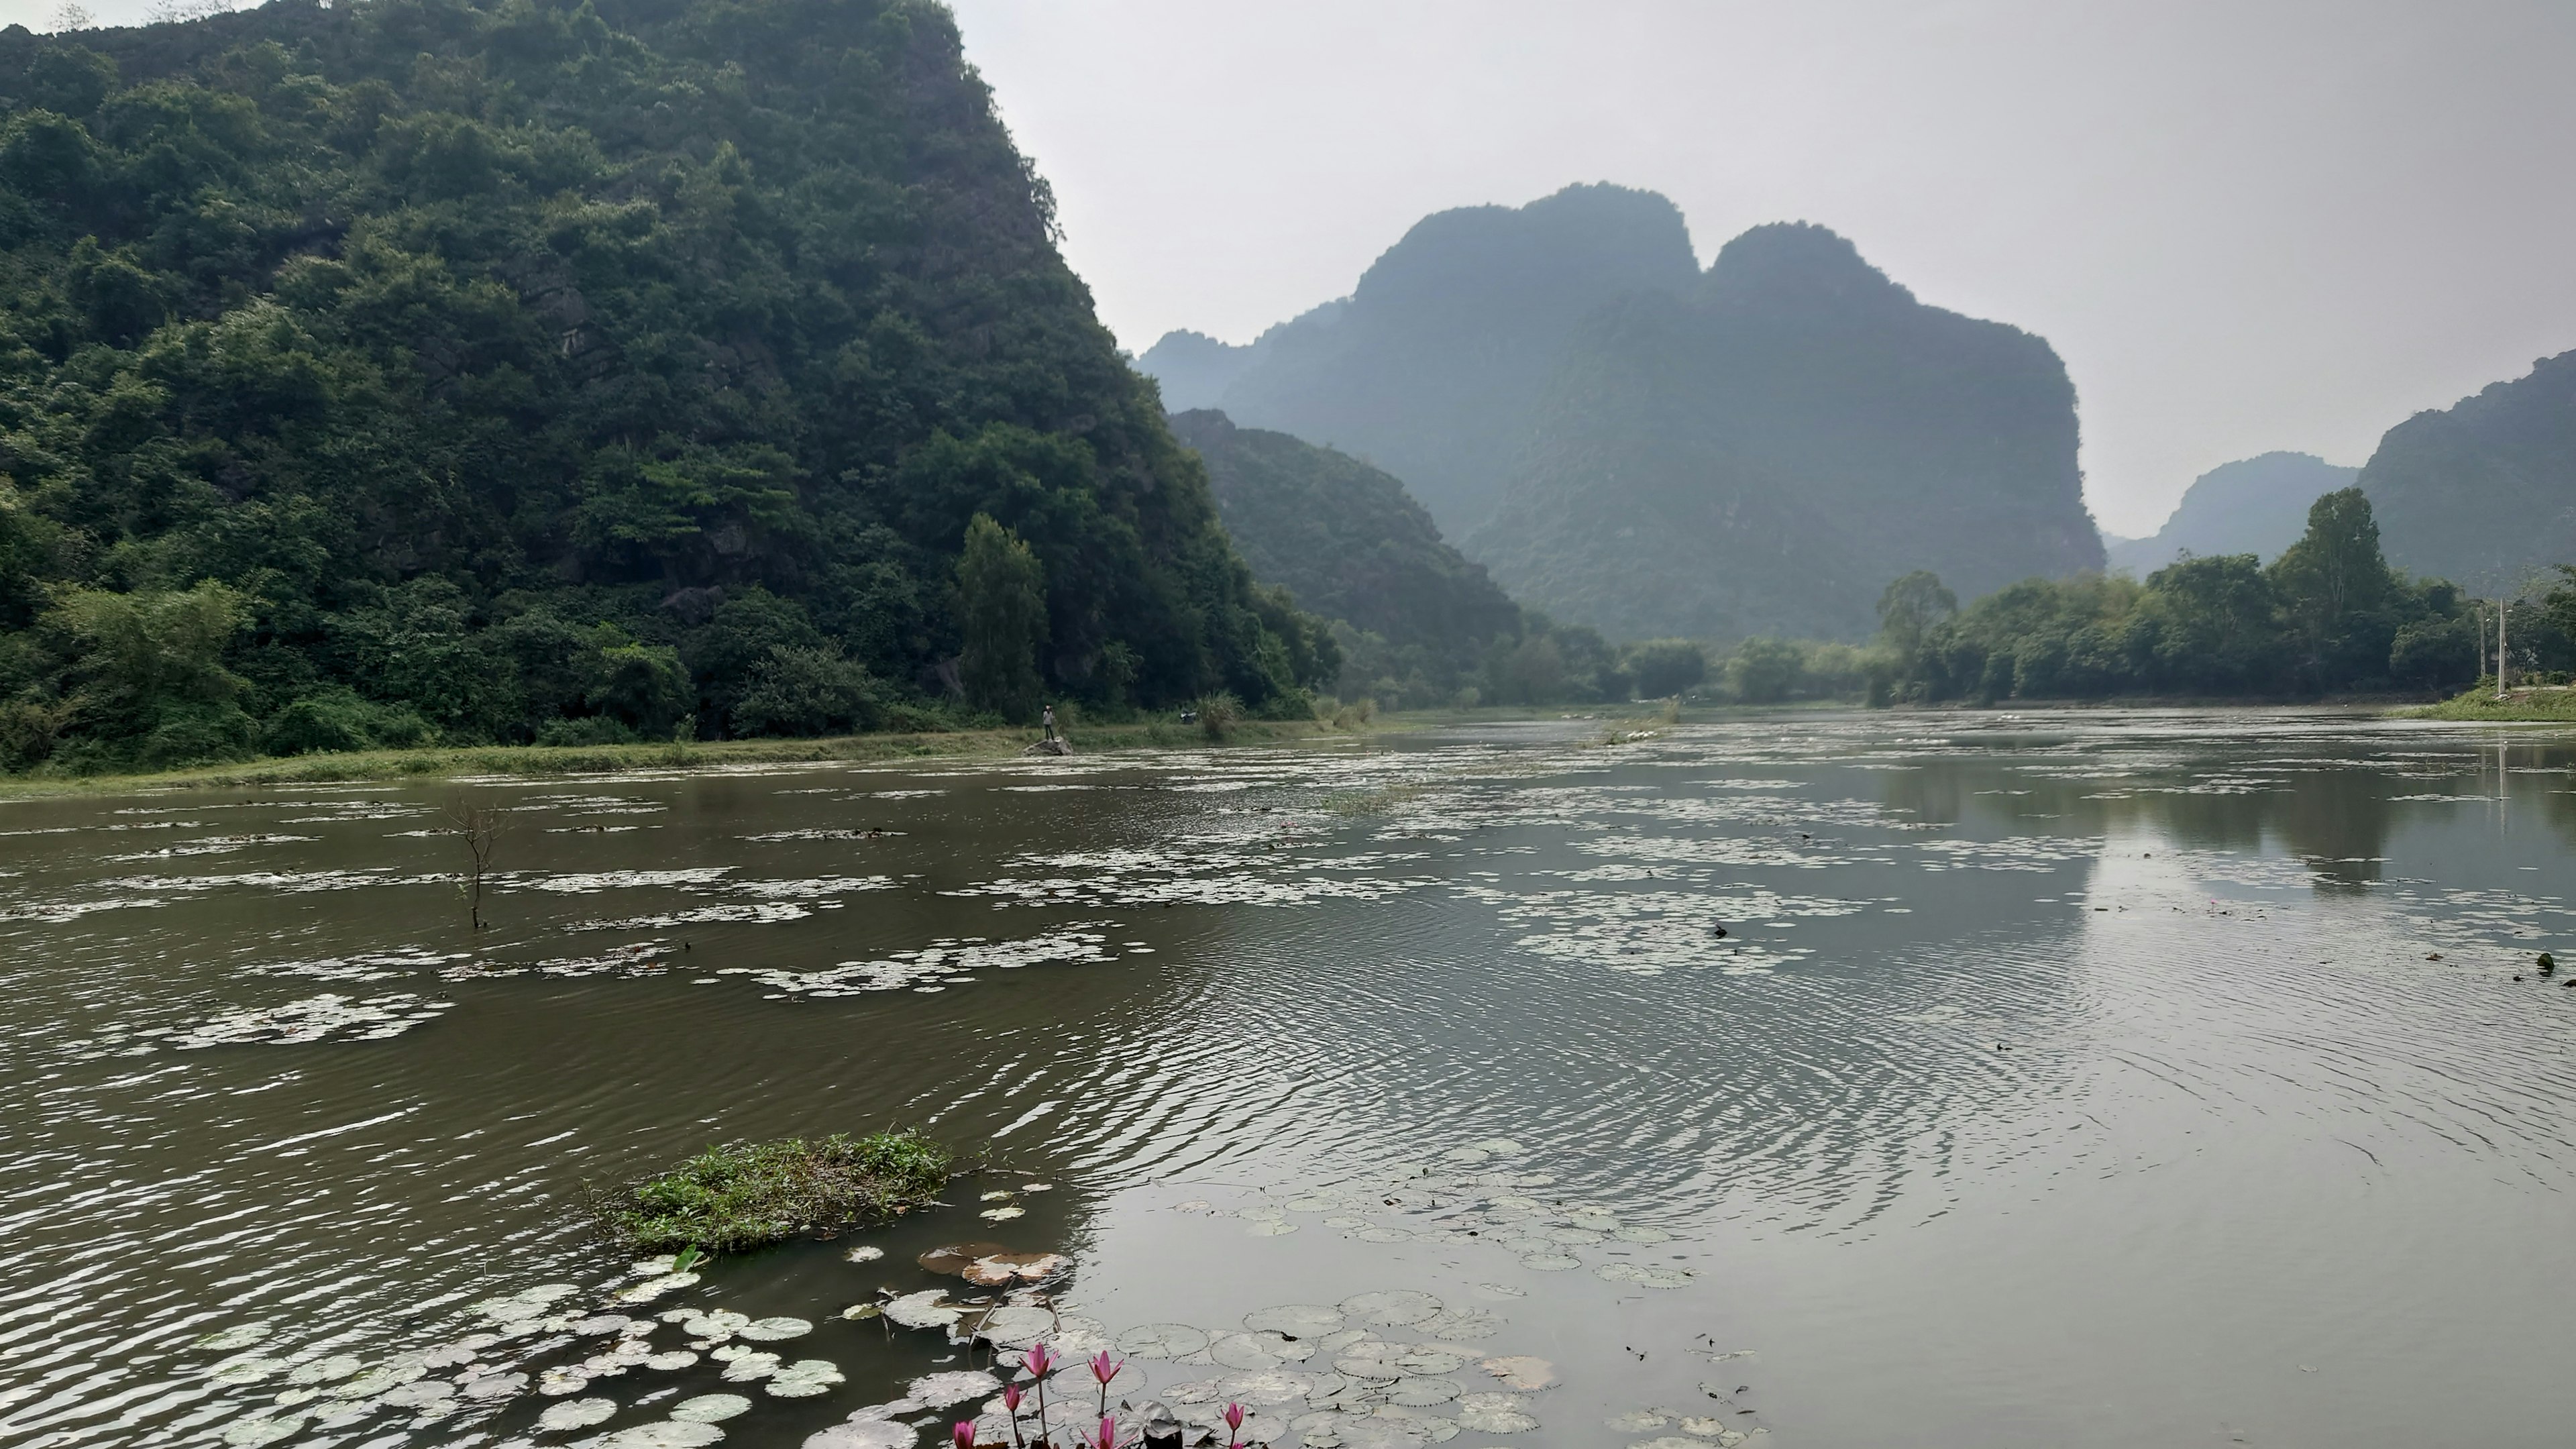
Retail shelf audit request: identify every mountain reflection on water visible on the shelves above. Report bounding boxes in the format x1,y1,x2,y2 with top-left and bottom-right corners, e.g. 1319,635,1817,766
3,710,2571,1449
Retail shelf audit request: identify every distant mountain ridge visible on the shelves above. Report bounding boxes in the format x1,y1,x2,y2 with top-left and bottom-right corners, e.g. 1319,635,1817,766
2359,350,2576,594
2108,453,2360,574
1139,183,1701,538
1140,190,2102,642
1468,223,2102,641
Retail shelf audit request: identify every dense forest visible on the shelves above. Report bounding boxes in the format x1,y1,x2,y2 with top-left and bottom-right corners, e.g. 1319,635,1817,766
1165,409,1517,706
1875,490,2506,703
0,0,1332,773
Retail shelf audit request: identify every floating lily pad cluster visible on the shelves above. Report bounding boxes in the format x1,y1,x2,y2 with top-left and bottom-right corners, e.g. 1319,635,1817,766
834,1270,1559,1449
189,1256,867,1448
729,930,1122,998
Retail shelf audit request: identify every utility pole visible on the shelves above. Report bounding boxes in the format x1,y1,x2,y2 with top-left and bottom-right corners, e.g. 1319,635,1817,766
2496,596,2509,700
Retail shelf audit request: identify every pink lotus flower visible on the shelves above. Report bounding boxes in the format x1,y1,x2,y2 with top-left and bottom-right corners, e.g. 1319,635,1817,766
1224,1399,1246,1449
1089,1350,1126,1417
953,1421,977,1449
1002,1381,1026,1448
1023,1342,1056,1379
1093,1413,1119,1449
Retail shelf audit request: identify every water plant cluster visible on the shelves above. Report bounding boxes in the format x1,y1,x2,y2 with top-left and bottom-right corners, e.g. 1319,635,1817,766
604,1134,955,1255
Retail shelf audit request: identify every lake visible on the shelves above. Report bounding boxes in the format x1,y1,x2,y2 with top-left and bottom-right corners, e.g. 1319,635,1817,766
4,709,2572,1449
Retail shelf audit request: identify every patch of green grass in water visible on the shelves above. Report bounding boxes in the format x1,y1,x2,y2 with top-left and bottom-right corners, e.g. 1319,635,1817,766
604,1131,953,1253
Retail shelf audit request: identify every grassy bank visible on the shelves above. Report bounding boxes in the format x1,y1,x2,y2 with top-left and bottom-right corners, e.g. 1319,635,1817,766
0,718,1351,800
2416,685,2576,722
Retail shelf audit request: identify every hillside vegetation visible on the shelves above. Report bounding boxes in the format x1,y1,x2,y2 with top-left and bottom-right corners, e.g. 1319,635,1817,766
1168,409,1520,704
0,0,1328,774
2361,349,2576,596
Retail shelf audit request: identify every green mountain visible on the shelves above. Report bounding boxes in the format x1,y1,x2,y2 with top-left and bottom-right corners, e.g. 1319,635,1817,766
0,0,1327,771
1137,182,1701,538
2358,350,2576,595
2106,452,2360,574
1167,408,1519,696
1469,223,2102,641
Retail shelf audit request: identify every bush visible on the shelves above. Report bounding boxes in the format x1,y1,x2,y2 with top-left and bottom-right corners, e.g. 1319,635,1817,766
1192,692,1242,741
731,645,884,737
260,686,437,755
602,1131,953,1253
1625,639,1707,697
537,716,639,746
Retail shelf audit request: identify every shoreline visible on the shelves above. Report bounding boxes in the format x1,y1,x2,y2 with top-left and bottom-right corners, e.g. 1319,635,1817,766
0,718,1359,800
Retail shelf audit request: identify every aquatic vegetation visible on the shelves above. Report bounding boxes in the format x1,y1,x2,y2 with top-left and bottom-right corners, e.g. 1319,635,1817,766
734,927,1120,998
602,1132,953,1252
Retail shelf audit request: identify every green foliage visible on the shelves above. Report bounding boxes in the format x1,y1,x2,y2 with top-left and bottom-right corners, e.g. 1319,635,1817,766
1169,409,1514,704
1623,638,1707,698
1726,637,1803,702
0,3,1326,773
604,1130,952,1254
956,512,1045,721
1876,490,2484,702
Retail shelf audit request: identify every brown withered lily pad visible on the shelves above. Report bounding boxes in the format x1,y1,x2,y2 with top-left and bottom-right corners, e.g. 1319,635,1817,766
959,1251,1073,1288
916,1242,1014,1276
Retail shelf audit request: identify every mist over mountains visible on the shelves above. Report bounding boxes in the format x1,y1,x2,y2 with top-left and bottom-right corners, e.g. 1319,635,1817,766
2106,453,2359,574
1140,183,1699,542
1142,192,2101,642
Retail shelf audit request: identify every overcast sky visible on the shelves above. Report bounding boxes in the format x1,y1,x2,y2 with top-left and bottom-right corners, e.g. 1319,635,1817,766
942,0,2576,535
18,0,2575,534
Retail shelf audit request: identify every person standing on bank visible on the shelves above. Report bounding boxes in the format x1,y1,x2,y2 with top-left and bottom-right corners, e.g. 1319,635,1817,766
1041,703,1057,741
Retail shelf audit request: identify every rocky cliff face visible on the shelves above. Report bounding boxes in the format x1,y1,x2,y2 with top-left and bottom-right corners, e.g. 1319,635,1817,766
1138,183,1702,539
1468,223,2102,641
2357,350,2576,594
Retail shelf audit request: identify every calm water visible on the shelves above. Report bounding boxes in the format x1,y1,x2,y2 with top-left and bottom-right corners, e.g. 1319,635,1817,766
4,710,2573,1449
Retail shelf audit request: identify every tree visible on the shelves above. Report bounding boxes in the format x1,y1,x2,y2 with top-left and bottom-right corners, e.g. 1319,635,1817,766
956,514,1047,720
2267,488,2402,690
1729,638,1804,702
1625,639,1707,698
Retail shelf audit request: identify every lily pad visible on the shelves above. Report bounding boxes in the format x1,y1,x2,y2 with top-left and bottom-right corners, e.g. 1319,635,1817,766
961,1252,1073,1288
1480,1356,1557,1391
737,1318,814,1342
617,1271,702,1305
1338,1291,1441,1327
1242,1304,1342,1338
646,1351,701,1371
1214,1368,1317,1405
906,1369,1000,1407
843,1245,885,1264
967,1304,1053,1346
767,1359,845,1397
539,1366,594,1395
220,1413,306,1446
1244,1219,1297,1236
538,1397,619,1432
195,1323,274,1351
803,1424,914,1449
669,1393,753,1423
1518,1252,1582,1271
880,1291,963,1330
718,1351,781,1381
1385,1377,1463,1407
1613,1226,1672,1244
980,1205,1026,1222
285,1355,363,1386
1210,1332,1285,1371
917,1242,1014,1276
1116,1323,1210,1358
209,1355,287,1385
1605,1411,1669,1431
595,1421,726,1448
1456,1392,1539,1432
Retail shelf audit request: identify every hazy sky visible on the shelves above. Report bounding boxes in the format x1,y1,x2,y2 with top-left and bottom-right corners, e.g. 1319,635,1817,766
941,0,2576,535
17,1,2575,534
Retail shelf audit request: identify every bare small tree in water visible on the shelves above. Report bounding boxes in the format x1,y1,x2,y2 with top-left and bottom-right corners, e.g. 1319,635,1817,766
445,800,504,930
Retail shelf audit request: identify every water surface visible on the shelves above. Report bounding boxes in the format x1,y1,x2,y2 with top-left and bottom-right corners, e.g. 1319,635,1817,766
5,710,2573,1449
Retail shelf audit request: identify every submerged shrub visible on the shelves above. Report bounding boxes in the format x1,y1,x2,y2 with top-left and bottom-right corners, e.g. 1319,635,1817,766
604,1131,952,1253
